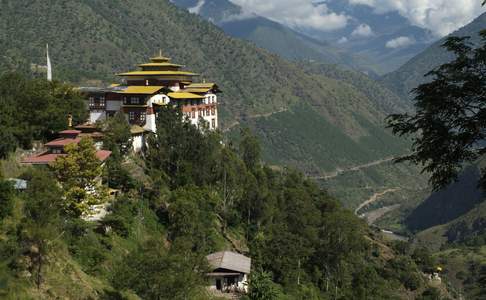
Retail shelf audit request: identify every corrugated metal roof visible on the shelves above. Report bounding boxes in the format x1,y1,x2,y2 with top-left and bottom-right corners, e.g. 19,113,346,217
206,251,251,274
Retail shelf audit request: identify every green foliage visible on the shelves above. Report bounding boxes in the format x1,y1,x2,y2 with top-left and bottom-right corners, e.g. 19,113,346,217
146,105,221,188
0,179,14,220
0,73,87,158
239,128,261,171
248,270,281,300
167,187,221,253
388,31,486,191
17,168,64,288
103,111,132,155
112,240,209,300
52,137,108,216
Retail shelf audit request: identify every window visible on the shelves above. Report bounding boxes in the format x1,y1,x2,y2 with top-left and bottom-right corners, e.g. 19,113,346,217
206,108,210,116
191,109,196,119
211,107,216,116
129,111,135,121
52,149,62,154
89,97,94,108
123,96,128,105
131,97,140,104
211,119,216,129
100,96,106,108
140,112,146,123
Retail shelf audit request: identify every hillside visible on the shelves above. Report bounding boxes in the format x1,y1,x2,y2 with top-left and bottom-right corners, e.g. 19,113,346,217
382,12,486,100
0,103,442,299
0,0,422,207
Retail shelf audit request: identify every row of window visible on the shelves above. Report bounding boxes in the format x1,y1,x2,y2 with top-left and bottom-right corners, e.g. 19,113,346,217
89,96,106,108
128,111,146,123
123,96,142,105
184,107,216,119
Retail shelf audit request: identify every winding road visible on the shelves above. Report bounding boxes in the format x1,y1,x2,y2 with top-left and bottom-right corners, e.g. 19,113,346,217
354,188,401,215
312,156,397,180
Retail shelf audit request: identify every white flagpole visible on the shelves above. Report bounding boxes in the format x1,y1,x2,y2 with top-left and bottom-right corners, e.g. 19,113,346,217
47,44,52,81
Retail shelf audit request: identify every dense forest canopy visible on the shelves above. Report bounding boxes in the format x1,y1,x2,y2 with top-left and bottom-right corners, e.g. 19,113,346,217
0,99,439,299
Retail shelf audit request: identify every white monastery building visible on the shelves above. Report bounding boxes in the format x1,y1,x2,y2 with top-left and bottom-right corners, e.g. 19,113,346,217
79,53,221,151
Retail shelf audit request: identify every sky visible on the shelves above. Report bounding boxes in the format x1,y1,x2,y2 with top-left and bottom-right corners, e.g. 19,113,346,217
229,0,485,37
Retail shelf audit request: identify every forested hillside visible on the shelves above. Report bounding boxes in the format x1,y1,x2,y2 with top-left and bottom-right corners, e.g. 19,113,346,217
382,12,486,100
0,102,441,299
0,0,420,207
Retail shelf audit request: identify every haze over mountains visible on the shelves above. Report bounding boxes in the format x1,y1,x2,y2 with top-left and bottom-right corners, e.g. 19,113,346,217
172,0,483,75
383,12,486,100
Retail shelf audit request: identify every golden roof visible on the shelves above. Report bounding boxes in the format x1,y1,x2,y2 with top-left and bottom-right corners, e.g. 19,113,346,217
183,88,212,93
117,71,197,77
187,83,216,88
138,63,183,68
150,55,171,63
167,92,205,99
118,86,164,94
130,125,146,134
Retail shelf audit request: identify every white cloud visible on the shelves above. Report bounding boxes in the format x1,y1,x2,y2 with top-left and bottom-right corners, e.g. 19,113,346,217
348,0,485,36
386,36,416,48
228,0,348,31
351,24,374,37
338,37,349,44
188,0,205,14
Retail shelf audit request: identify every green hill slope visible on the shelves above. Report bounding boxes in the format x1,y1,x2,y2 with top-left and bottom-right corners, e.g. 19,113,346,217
382,12,486,100
0,0,421,206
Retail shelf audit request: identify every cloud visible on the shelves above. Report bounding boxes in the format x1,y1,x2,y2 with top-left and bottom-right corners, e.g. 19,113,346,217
338,37,349,44
386,36,416,48
348,0,484,36
351,24,374,37
229,0,348,31
188,0,205,14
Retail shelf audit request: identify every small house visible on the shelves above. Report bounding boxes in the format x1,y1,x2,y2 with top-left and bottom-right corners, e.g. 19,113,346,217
206,251,251,294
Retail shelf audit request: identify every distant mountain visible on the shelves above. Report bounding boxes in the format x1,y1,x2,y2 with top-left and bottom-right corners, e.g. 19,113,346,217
0,0,421,206
312,0,435,75
171,0,381,75
382,12,486,100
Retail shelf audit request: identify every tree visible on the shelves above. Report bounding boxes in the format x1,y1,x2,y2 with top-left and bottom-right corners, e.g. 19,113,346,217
19,169,63,289
0,179,14,221
103,111,132,155
112,239,208,300
387,31,486,190
248,270,281,300
239,128,261,171
146,105,221,188
52,137,108,216
0,73,87,158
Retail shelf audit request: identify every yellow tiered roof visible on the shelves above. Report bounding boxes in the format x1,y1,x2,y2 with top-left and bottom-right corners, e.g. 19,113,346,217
150,55,171,63
138,62,183,68
118,86,164,94
167,92,205,99
117,71,198,77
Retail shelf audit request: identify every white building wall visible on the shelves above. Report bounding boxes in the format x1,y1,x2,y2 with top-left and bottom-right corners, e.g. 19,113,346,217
106,100,121,112
90,110,106,124
132,134,144,152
